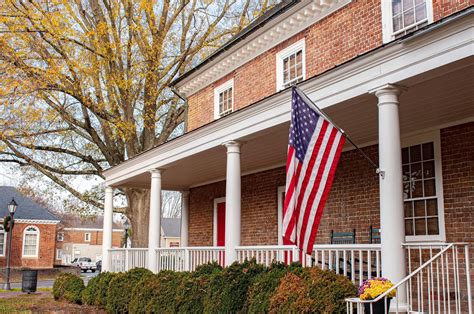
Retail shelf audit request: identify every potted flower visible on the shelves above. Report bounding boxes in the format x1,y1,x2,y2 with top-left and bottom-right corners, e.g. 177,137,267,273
358,277,396,313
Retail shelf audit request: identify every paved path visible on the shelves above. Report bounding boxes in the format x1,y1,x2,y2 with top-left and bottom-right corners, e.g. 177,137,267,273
9,270,99,289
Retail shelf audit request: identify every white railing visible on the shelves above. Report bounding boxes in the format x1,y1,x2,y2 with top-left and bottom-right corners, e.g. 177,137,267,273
109,248,148,272
156,247,225,272
346,243,472,314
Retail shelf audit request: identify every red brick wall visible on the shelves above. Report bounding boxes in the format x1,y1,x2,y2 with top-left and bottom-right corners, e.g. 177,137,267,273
188,122,473,248
186,0,469,131
0,223,57,269
57,230,123,247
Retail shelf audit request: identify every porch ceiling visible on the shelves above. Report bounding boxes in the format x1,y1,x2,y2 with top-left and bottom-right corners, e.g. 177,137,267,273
119,58,473,191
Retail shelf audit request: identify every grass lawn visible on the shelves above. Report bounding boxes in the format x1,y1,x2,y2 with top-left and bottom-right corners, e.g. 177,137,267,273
0,290,104,313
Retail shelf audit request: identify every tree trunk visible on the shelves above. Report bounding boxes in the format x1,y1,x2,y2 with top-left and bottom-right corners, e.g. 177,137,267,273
124,188,150,247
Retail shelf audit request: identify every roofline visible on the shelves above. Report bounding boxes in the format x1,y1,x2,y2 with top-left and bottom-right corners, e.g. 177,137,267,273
103,7,472,178
16,219,60,225
170,0,301,87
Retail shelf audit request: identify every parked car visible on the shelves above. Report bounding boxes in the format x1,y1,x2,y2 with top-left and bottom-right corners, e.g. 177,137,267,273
96,260,102,273
73,257,97,272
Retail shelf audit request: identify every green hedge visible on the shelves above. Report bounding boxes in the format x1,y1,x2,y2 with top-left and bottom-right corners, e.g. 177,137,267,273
106,268,152,313
52,273,85,304
82,272,118,308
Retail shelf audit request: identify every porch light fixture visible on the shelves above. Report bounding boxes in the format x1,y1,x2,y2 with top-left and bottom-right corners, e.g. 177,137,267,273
8,198,17,214
123,219,130,248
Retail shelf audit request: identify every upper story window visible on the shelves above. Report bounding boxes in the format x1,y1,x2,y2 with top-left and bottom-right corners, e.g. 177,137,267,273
84,232,91,242
0,226,6,256
402,131,445,242
57,232,64,241
382,0,433,43
23,226,40,257
276,39,305,91
214,79,234,119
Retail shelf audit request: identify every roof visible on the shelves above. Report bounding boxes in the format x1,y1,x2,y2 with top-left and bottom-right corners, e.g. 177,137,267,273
0,186,59,221
171,0,301,86
161,218,180,238
60,214,124,230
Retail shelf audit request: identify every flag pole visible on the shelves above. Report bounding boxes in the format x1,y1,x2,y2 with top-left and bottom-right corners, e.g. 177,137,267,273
294,87,381,175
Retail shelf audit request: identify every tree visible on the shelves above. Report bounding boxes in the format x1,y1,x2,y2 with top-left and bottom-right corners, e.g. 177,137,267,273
0,0,274,246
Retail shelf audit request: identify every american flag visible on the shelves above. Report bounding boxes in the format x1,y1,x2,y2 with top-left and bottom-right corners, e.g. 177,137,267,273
282,87,345,255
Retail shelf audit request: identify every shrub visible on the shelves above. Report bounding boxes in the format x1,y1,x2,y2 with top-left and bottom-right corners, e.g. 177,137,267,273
176,263,223,313
52,273,85,304
106,268,152,313
129,271,187,314
247,262,303,313
82,272,118,308
269,267,357,313
204,259,265,314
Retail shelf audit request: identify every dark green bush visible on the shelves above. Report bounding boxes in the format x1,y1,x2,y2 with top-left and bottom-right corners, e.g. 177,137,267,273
269,267,357,313
204,259,265,314
246,262,303,313
82,272,118,308
129,270,187,314
106,268,152,313
52,273,85,304
175,263,223,313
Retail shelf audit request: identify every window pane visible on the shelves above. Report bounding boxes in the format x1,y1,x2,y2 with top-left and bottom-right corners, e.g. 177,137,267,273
283,69,289,82
423,161,435,178
296,61,303,77
393,15,403,32
414,218,426,235
415,0,425,5
392,0,402,15
410,145,421,162
415,3,426,22
404,202,413,217
427,218,439,235
410,162,422,181
403,8,415,27
411,181,423,198
402,165,410,182
424,179,436,197
403,182,410,199
426,199,437,216
405,219,414,236
422,142,434,160
414,200,425,217
402,147,409,164
403,0,414,9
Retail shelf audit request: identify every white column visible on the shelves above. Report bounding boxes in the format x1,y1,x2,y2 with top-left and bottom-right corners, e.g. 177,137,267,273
180,191,190,247
148,169,162,272
372,84,407,305
223,141,242,266
102,186,114,272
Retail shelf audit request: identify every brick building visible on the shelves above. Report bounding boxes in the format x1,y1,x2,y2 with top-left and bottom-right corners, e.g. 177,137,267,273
100,1,473,311
0,186,60,269
55,216,124,264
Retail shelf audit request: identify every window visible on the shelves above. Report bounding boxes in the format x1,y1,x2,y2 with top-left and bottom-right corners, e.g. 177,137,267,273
84,233,91,242
276,39,305,91
23,226,39,257
381,0,433,43
402,132,445,241
57,232,64,242
0,226,6,256
214,79,234,119
56,249,63,260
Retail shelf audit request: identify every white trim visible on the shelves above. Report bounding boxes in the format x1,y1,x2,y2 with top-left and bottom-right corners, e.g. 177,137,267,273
0,226,6,257
214,79,234,119
401,130,446,242
175,1,352,96
103,16,472,187
84,232,91,242
213,197,226,246
63,228,124,232
276,38,306,91
22,225,40,258
16,219,59,225
277,186,285,246
381,0,434,44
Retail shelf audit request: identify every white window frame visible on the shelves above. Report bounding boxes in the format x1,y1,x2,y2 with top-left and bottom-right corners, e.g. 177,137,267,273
56,249,63,260
0,226,6,256
402,130,445,242
84,232,91,242
213,197,226,246
276,39,306,92
381,0,434,44
57,232,64,242
213,79,234,119
22,226,40,258
277,186,285,246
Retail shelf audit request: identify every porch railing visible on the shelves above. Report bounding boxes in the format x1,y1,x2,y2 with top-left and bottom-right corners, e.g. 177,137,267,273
109,248,148,272
156,247,225,272
346,243,472,314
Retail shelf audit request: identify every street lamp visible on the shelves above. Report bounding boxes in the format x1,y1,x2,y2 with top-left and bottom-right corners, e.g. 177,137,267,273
3,198,18,290
123,220,130,248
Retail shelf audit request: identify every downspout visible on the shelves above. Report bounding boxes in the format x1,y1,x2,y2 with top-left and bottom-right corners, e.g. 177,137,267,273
171,86,189,132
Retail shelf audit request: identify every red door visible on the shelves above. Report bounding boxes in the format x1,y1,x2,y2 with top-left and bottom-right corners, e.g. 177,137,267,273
216,201,226,266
